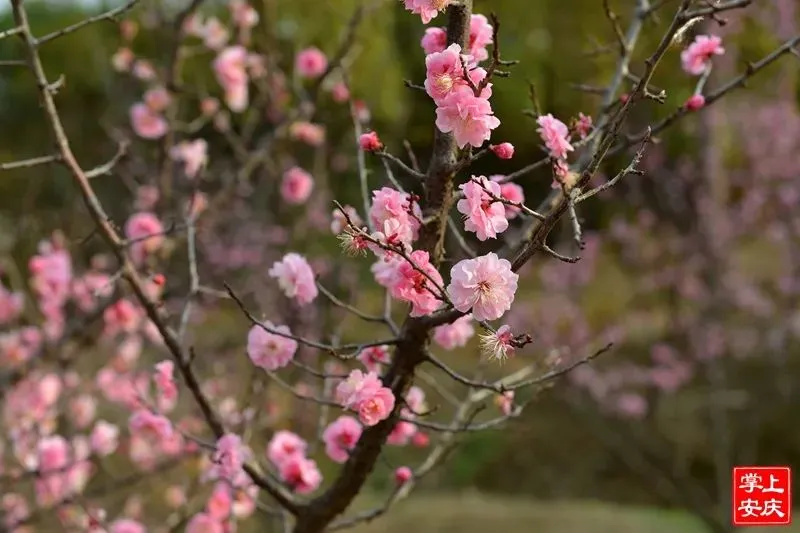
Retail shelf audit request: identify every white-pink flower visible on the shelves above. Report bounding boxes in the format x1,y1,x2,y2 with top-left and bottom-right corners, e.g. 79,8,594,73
268,252,318,305
447,253,519,322
246,322,298,371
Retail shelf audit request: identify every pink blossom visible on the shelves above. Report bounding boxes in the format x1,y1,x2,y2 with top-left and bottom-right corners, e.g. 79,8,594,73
289,121,325,146
369,187,422,245
246,322,298,371
103,299,142,337
468,14,493,62
357,345,391,372
615,393,648,418
330,81,350,102
331,205,363,234
230,0,259,29
684,94,706,111
421,27,447,54
207,483,232,519
537,114,573,160
412,431,430,447
169,139,207,178
278,455,322,494
447,253,519,322
268,252,318,305
359,131,383,151
124,212,165,264
388,250,444,317
109,519,146,533
424,44,465,102
575,112,593,138
490,175,524,219
479,324,517,361
335,369,396,426
144,86,171,113
69,394,97,428
322,415,362,463
280,166,314,205
154,360,178,409
213,46,249,112
120,19,138,41
681,34,724,75
394,466,412,485
405,385,427,414
112,47,134,71
186,513,224,533
335,369,381,409
494,390,514,415
267,430,307,467
402,0,453,24
129,102,167,139
129,409,173,442
0,283,24,325
435,87,500,149
387,420,418,446
132,60,156,81
433,314,475,349
202,17,230,50
358,386,396,426
211,434,247,482
456,176,509,240
490,142,514,159
295,47,328,79
90,420,120,456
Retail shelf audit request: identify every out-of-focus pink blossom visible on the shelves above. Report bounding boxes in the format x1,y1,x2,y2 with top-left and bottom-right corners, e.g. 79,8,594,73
433,314,475,349
246,323,298,371
295,47,328,79
169,139,207,178
280,166,314,205
268,253,318,305
124,212,165,264
359,131,383,152
130,103,167,139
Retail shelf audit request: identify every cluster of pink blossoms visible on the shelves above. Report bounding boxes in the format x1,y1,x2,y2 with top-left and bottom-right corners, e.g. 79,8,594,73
421,14,494,62
266,430,322,494
335,369,396,426
426,43,500,148
268,252,318,305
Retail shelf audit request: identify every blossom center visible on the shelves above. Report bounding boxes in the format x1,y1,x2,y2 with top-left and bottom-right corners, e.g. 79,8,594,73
434,74,454,93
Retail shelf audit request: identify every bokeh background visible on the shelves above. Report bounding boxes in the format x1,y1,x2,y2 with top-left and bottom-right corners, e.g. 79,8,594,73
1,0,799,532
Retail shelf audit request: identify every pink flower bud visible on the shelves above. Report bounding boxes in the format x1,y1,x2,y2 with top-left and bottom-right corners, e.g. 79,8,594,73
490,142,514,159
684,94,705,111
394,466,412,485
359,131,383,152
